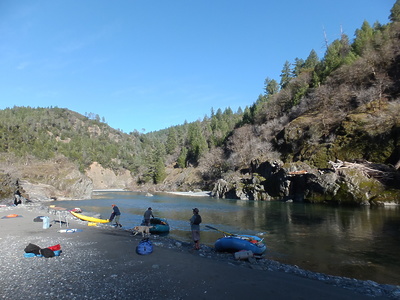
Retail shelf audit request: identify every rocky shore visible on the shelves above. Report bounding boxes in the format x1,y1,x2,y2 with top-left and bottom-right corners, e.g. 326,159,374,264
0,204,399,299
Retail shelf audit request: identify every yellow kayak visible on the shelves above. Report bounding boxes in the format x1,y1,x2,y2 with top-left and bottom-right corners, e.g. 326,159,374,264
70,211,110,223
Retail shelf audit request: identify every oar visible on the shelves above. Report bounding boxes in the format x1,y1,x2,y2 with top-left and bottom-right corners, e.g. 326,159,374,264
206,225,265,243
205,225,236,236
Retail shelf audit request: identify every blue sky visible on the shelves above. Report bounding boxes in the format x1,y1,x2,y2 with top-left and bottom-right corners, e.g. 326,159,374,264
0,1,395,133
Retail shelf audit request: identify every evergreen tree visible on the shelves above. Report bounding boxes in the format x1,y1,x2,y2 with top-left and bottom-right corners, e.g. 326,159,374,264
187,121,208,164
352,20,374,56
320,33,355,81
223,107,233,116
264,77,279,97
292,58,305,77
177,147,188,168
215,108,223,120
153,157,166,184
242,106,252,125
303,49,319,70
390,0,400,22
165,127,178,154
279,61,292,89
210,107,215,118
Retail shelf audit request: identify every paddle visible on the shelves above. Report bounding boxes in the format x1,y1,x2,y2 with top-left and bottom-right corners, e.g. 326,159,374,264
205,225,236,236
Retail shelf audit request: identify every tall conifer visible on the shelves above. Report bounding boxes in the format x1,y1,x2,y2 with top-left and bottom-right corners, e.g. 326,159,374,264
390,0,400,22
279,61,292,89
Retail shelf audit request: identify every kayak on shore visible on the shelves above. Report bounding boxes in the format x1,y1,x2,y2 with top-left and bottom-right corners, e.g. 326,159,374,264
70,211,110,224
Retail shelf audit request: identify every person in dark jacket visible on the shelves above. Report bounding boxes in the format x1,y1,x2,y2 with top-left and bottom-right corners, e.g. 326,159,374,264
110,204,122,227
14,190,22,206
143,207,154,226
190,208,202,250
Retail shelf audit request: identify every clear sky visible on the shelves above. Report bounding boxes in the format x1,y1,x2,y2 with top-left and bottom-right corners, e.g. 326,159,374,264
0,0,395,133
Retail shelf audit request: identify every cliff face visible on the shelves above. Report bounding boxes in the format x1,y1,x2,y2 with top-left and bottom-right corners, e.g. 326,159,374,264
211,160,400,205
0,154,93,202
85,162,135,190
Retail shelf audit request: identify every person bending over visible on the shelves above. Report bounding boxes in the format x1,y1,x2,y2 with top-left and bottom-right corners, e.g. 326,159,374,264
143,207,154,226
110,204,122,227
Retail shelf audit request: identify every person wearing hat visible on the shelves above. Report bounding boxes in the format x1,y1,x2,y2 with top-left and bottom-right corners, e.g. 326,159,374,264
143,207,154,226
110,204,122,227
190,208,202,250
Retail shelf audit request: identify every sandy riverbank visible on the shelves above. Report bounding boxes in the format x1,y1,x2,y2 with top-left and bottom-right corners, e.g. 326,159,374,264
0,204,398,299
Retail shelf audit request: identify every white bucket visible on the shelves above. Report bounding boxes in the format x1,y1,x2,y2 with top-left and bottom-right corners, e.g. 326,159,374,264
234,250,253,260
42,216,50,229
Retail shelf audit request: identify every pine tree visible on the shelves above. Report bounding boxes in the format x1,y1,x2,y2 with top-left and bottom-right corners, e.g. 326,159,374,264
303,49,319,70
352,20,374,56
390,0,400,22
241,106,252,125
264,77,279,97
279,61,292,89
320,33,354,81
187,121,208,164
153,157,166,184
177,147,188,168
292,58,305,77
165,127,178,155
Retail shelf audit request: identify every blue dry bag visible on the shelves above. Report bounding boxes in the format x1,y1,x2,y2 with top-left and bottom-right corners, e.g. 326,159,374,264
136,238,153,255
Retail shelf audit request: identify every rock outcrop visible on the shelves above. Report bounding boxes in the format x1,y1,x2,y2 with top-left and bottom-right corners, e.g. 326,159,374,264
85,162,134,190
0,155,93,202
212,160,400,205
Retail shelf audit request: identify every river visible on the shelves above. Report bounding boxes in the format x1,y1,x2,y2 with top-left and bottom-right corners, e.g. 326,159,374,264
51,191,400,285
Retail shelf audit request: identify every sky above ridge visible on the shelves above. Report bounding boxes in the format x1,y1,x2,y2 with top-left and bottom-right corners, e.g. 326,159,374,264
0,0,395,133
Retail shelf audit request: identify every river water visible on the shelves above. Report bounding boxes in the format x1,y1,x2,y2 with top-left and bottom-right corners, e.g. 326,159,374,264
52,191,400,285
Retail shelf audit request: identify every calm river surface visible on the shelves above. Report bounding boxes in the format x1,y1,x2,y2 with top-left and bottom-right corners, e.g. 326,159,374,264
52,191,400,285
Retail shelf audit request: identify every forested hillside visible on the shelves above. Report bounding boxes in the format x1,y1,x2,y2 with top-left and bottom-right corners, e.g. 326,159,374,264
1,2,400,204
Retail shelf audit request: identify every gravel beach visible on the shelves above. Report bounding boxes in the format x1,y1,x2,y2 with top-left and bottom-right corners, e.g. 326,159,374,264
0,204,399,300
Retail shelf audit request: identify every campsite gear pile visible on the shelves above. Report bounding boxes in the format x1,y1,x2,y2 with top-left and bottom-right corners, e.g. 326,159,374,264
24,243,62,258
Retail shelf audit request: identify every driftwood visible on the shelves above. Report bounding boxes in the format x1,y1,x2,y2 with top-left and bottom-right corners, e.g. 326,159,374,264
288,170,308,176
395,159,400,170
328,160,397,182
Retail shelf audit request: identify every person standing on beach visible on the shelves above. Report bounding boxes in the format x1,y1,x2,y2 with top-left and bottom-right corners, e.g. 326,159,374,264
14,190,22,206
190,208,202,250
110,204,122,227
143,207,154,226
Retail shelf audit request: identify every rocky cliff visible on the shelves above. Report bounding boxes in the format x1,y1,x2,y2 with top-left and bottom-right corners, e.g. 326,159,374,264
211,159,400,205
0,154,93,202
85,162,135,190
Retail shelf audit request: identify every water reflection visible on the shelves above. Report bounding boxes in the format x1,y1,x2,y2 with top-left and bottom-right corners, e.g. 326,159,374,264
52,191,400,285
